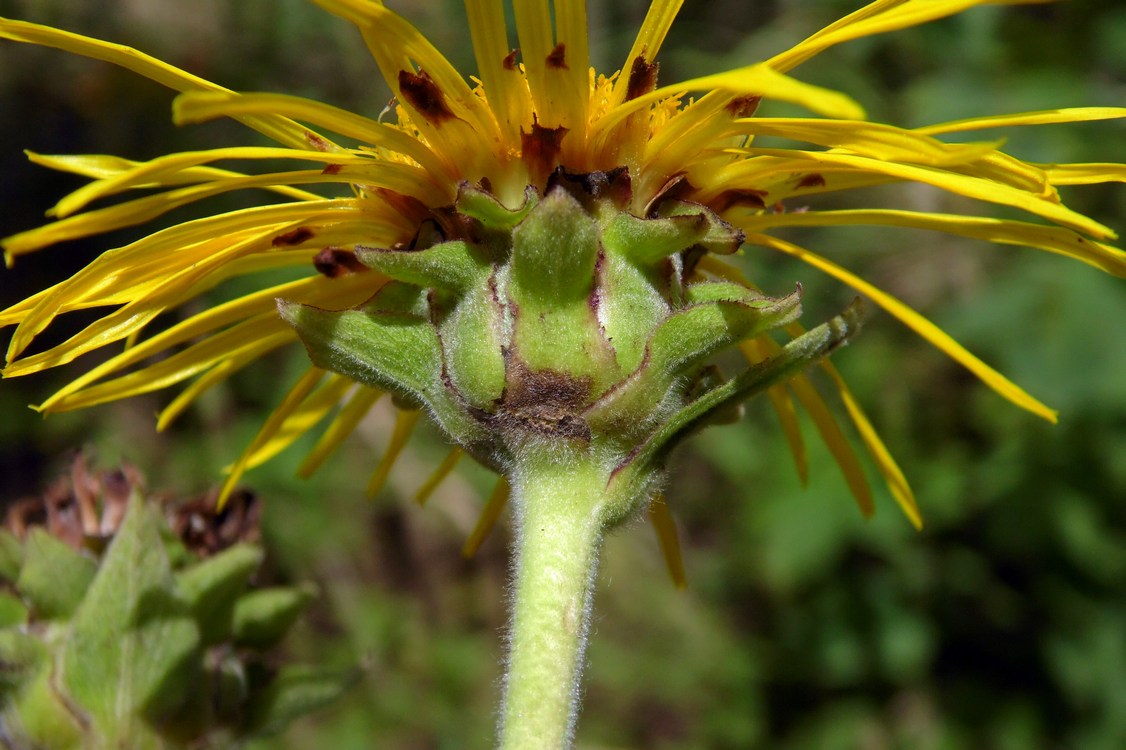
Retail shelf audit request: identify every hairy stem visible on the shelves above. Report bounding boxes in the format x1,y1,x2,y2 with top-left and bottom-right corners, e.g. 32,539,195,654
499,458,613,750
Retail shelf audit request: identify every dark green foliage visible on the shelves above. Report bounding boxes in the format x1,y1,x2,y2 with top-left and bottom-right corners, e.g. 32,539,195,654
0,492,351,749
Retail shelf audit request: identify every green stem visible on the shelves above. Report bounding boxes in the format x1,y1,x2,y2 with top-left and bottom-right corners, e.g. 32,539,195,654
499,458,614,750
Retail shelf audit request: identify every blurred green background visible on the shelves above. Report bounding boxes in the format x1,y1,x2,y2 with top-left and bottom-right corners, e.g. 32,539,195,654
1,0,1124,748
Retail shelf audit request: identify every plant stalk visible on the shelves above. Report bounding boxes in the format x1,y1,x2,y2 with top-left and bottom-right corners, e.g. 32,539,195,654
498,458,613,750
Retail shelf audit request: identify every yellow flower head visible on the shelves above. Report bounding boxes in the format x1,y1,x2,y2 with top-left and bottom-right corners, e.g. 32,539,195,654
2,0,1123,543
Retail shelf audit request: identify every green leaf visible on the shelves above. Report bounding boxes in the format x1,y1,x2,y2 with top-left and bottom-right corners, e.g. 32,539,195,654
213,654,249,722
5,666,84,749
0,629,47,694
243,664,360,737
456,182,538,231
16,528,97,620
280,302,439,401
176,542,264,645
611,299,864,492
508,188,617,383
587,288,802,432
648,287,801,374
158,523,195,571
682,280,777,305
61,492,200,736
232,585,316,649
510,188,599,307
655,199,744,255
357,240,488,293
364,279,431,317
603,210,705,265
0,591,28,629
596,252,672,375
602,202,742,266
441,280,508,408
653,297,801,373
280,299,483,444
0,529,21,583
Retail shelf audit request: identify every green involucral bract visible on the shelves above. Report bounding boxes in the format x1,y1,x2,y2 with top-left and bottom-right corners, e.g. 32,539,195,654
284,172,856,524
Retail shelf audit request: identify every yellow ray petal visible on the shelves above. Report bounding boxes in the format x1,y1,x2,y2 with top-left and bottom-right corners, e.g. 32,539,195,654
946,151,1054,197
51,146,371,219
1040,163,1126,186
0,282,60,328
39,319,295,413
785,369,876,519
510,0,590,142
154,275,378,430
638,92,761,198
463,0,528,145
189,247,330,283
220,368,327,508
3,196,356,261
4,243,309,334
610,0,684,107
705,253,897,519
817,358,922,529
511,0,554,117
735,209,1126,277
768,0,907,73
324,0,490,118
6,162,441,267
25,151,320,206
731,147,1050,207
783,384,873,514
463,476,510,558
768,0,1041,74
742,336,809,485
732,336,874,517
3,218,382,357
157,351,259,432
298,386,384,478
7,223,299,374
172,91,454,179
643,92,733,162
716,157,897,205
11,227,265,324
313,0,499,139
915,107,1126,136
3,166,391,259
0,18,316,150
414,447,465,506
720,149,1115,239
696,255,873,510
25,152,149,181
728,117,999,166
648,494,687,589
366,408,421,498
744,232,1059,422
231,374,355,472
594,64,865,149
768,381,809,486
553,0,590,103
8,228,265,368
